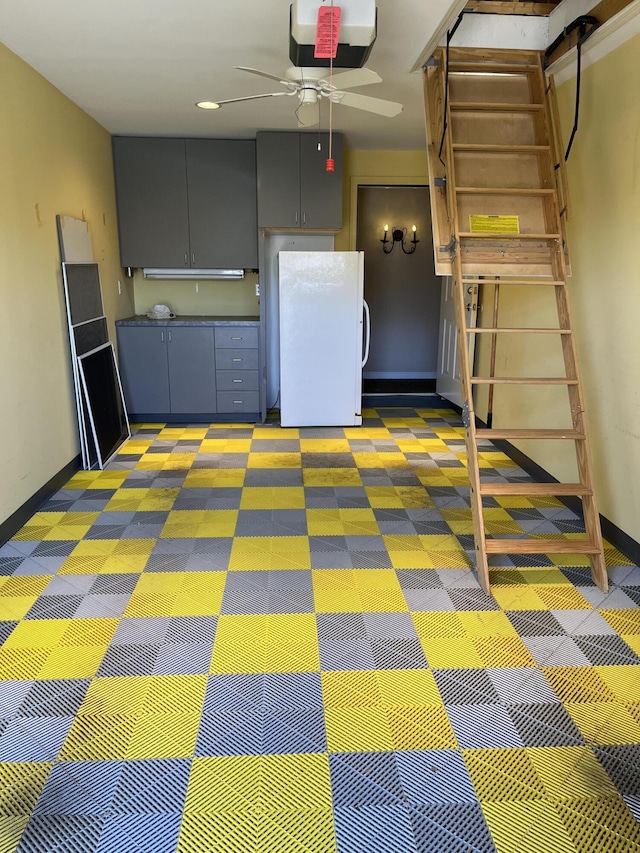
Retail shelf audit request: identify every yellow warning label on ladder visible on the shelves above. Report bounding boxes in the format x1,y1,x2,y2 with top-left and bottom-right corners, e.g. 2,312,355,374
469,215,520,234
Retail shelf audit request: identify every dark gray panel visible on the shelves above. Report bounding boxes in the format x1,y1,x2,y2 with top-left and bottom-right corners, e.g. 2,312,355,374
63,264,103,325
112,137,190,268
78,344,128,466
167,327,216,414
186,139,258,269
74,318,108,357
256,132,301,228
116,326,170,414
300,132,343,229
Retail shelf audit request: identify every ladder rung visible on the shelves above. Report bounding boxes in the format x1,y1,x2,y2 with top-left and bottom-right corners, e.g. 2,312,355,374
456,187,555,196
466,327,570,334
460,279,564,286
458,232,561,240
450,101,544,112
475,429,586,440
485,538,600,555
453,144,550,153
470,377,578,385
479,483,592,496
448,62,540,73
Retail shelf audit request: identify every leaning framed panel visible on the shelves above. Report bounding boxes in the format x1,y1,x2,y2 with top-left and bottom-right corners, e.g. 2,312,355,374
77,342,130,469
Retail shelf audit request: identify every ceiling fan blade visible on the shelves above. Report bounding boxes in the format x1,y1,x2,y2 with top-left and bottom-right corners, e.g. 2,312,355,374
321,67,382,90
296,100,320,127
331,91,403,117
205,92,293,107
234,66,288,85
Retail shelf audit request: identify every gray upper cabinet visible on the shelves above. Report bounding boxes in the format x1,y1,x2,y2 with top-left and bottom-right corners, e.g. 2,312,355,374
256,132,343,230
185,139,257,269
113,138,190,269
113,137,258,269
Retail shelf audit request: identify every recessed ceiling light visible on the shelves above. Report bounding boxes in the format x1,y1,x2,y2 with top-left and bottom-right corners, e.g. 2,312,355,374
196,101,220,110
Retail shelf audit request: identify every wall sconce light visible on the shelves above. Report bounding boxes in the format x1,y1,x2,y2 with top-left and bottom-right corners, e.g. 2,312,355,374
381,224,419,254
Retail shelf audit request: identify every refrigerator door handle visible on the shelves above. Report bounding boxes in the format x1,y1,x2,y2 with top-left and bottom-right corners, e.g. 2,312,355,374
362,299,371,367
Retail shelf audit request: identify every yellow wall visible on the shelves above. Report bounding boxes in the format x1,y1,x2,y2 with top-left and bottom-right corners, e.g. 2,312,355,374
336,149,429,250
474,35,640,544
132,270,259,317
555,33,640,543
0,44,132,527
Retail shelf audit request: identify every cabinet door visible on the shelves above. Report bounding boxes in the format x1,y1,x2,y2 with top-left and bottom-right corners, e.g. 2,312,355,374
116,326,170,414
167,327,216,413
300,132,343,229
256,133,301,228
186,140,258,269
112,138,190,269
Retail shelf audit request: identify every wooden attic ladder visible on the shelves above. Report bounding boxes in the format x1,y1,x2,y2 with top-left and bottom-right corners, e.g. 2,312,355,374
424,47,607,594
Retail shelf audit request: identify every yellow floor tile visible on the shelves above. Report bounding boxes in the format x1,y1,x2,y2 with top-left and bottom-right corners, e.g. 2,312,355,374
490,586,549,610
596,665,640,702
0,649,49,680
458,611,519,638
563,701,640,745
239,487,306,509
472,636,538,668
38,646,107,679
481,800,578,853
377,669,442,705
463,748,546,802
228,537,310,571
299,439,351,453
386,704,458,749
527,746,619,801
302,468,363,486
161,509,238,538
199,439,252,453
352,452,409,469
306,508,379,536
599,608,640,635
127,713,201,758
183,469,246,488
59,714,137,760
418,636,486,668
247,453,301,469
105,488,179,511
325,707,393,751
0,762,53,815
541,667,618,704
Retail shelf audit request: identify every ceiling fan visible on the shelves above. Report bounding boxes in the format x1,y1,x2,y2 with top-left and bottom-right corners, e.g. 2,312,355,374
196,66,403,127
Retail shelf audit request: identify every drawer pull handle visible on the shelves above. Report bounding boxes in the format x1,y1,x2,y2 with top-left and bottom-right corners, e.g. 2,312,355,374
231,336,242,340
232,358,242,362
233,400,243,404
232,379,243,383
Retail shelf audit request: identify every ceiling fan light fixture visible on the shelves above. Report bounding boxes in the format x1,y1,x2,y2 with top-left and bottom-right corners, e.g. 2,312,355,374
196,100,221,110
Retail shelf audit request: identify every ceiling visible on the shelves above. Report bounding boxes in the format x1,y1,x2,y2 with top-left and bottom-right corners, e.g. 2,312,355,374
0,0,466,150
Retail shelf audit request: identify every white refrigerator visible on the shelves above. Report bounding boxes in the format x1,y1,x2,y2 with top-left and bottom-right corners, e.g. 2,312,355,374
278,251,370,427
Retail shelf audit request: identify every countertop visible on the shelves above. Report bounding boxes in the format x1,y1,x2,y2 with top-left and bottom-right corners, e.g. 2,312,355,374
116,315,260,327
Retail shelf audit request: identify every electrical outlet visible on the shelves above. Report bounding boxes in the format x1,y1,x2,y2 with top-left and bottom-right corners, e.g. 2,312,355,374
255,283,260,297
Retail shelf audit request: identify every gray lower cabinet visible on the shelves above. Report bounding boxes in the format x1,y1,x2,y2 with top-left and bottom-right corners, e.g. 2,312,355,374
116,322,261,419
166,327,216,414
117,325,216,415
256,132,343,229
113,137,258,269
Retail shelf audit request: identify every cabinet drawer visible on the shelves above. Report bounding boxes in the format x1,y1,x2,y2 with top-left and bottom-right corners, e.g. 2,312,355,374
215,348,259,370
216,370,259,391
217,391,260,412
215,327,258,349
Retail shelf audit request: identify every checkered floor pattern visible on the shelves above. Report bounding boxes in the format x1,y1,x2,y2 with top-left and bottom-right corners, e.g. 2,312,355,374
1,407,639,853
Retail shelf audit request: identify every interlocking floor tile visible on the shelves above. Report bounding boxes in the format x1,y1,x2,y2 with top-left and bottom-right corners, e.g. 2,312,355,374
1,408,639,852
